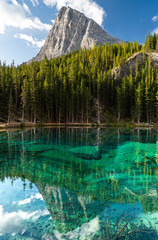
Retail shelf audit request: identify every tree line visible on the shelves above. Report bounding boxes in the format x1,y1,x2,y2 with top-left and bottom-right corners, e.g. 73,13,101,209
0,35,158,124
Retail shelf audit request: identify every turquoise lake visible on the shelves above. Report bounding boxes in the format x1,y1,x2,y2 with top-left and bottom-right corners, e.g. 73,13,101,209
0,127,157,240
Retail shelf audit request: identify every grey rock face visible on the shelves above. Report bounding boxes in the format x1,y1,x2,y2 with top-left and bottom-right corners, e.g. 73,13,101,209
112,52,158,80
30,6,121,62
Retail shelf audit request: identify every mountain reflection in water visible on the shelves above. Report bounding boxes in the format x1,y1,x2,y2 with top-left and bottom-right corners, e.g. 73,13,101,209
0,127,157,239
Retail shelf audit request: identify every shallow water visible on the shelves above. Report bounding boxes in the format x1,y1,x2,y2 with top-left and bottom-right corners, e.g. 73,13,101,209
0,127,157,240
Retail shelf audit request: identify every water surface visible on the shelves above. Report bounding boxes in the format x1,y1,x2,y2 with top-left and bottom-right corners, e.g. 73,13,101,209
0,127,157,239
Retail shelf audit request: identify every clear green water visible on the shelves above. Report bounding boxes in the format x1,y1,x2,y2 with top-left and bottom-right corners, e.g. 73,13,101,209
0,127,157,240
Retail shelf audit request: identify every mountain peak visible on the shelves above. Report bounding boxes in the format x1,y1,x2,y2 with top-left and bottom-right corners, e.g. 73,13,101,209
30,6,121,62
58,6,85,18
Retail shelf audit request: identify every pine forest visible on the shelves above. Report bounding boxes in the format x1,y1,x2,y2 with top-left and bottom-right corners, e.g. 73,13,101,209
0,34,158,125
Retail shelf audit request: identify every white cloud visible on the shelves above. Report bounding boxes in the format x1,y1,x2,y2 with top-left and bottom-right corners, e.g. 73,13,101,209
152,28,158,34
30,0,39,6
152,16,158,22
32,209,50,221
0,205,49,235
18,193,43,205
43,0,106,26
51,19,55,24
0,0,52,34
151,16,158,34
14,34,45,48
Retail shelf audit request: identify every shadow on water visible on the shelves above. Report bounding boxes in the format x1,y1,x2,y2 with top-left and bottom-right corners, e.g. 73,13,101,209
0,127,157,239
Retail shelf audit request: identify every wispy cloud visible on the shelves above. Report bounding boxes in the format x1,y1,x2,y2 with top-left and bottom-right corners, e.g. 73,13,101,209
152,15,158,22
43,0,106,26
14,34,45,48
0,0,51,34
30,0,39,7
23,3,31,14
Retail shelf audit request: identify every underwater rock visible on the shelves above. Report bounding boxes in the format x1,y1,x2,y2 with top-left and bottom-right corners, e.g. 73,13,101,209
115,141,157,164
42,234,59,240
70,146,102,160
25,144,53,153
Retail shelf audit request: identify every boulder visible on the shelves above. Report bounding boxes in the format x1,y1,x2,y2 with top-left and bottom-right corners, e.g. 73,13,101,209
70,146,102,160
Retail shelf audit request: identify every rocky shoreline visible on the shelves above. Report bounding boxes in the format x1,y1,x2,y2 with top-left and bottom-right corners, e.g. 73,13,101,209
0,121,157,130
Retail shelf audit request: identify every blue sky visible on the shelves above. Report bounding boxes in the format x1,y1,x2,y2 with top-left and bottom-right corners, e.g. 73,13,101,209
0,0,158,65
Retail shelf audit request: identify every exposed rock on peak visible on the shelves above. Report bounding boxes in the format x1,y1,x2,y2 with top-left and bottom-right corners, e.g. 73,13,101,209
29,6,121,62
112,51,158,80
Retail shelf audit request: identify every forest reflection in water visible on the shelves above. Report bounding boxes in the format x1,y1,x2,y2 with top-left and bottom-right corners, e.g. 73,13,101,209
0,127,157,239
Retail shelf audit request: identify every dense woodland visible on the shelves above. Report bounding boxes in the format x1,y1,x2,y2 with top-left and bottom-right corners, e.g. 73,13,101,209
0,34,158,124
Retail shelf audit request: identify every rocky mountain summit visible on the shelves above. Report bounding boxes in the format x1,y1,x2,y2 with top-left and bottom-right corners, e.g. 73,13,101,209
30,6,120,62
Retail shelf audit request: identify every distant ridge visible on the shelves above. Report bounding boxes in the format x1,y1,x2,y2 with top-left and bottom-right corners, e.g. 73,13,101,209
29,6,121,62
